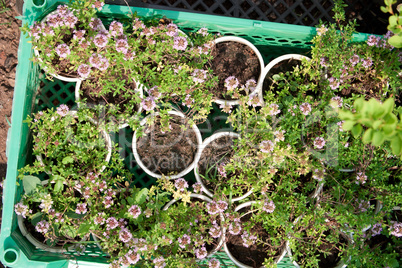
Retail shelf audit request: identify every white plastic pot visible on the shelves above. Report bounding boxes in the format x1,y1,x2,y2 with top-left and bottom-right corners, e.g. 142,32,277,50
17,214,88,253
286,230,353,268
132,110,202,179
224,201,288,268
36,110,112,175
213,36,265,106
194,131,253,201
257,54,310,105
163,193,225,258
75,79,144,129
33,10,106,82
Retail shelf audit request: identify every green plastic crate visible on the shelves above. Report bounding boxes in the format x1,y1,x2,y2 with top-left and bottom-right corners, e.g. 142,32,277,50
0,0,371,267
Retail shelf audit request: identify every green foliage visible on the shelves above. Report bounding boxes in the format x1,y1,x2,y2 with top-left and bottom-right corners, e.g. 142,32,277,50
339,97,402,158
381,0,402,48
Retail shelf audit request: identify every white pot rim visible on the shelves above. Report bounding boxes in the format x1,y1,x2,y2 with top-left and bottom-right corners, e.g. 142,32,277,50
132,110,202,179
224,201,287,267
17,214,88,253
75,79,145,129
194,132,253,201
257,54,310,105
163,193,226,258
35,110,112,175
286,229,353,268
33,10,106,82
213,36,265,106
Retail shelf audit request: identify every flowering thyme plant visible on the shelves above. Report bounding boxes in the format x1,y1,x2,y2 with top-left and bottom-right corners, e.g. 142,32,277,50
21,0,107,79
15,150,125,249
131,19,218,125
153,177,226,267
20,106,112,179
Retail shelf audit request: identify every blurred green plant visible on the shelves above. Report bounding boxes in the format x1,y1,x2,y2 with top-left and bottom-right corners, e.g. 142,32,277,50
381,0,402,47
339,97,402,158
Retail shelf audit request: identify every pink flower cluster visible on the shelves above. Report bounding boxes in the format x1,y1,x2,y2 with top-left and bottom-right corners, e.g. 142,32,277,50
206,200,228,215
260,140,274,153
128,205,142,219
56,104,69,117
175,178,189,192
194,246,208,259
228,217,242,235
262,200,275,213
35,220,50,234
14,202,30,218
390,222,402,237
224,76,239,91
178,234,191,248
241,231,257,248
75,203,87,214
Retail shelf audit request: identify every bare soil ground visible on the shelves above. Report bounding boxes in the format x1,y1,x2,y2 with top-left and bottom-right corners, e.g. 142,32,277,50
0,1,20,266
0,0,20,179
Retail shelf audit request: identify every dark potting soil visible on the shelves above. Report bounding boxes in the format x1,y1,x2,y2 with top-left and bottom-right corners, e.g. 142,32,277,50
198,135,235,190
211,41,260,100
291,230,347,268
25,218,48,244
226,207,284,268
81,75,140,114
338,80,388,100
293,172,316,197
136,115,198,175
367,209,402,256
317,231,348,268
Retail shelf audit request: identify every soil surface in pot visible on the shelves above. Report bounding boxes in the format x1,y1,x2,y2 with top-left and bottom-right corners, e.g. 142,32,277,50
292,229,348,268
226,206,284,267
211,41,260,100
81,75,140,114
367,209,402,256
198,136,233,186
293,172,317,197
316,231,347,268
337,78,388,101
136,115,198,175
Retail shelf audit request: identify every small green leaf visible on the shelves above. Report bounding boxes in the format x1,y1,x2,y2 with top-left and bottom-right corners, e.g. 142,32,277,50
384,113,398,126
388,35,402,48
354,97,365,111
389,15,398,27
60,224,77,239
272,74,281,81
31,212,43,225
391,136,402,156
54,180,63,192
22,175,41,195
62,156,74,165
351,124,363,137
135,188,149,205
383,98,395,114
362,129,373,144
127,197,134,205
338,110,354,121
380,6,388,13
372,131,386,147
77,223,91,235
372,120,383,130
341,120,355,131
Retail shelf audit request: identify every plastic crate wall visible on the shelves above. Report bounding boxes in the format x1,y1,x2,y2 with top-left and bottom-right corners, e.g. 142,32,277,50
0,0,370,267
